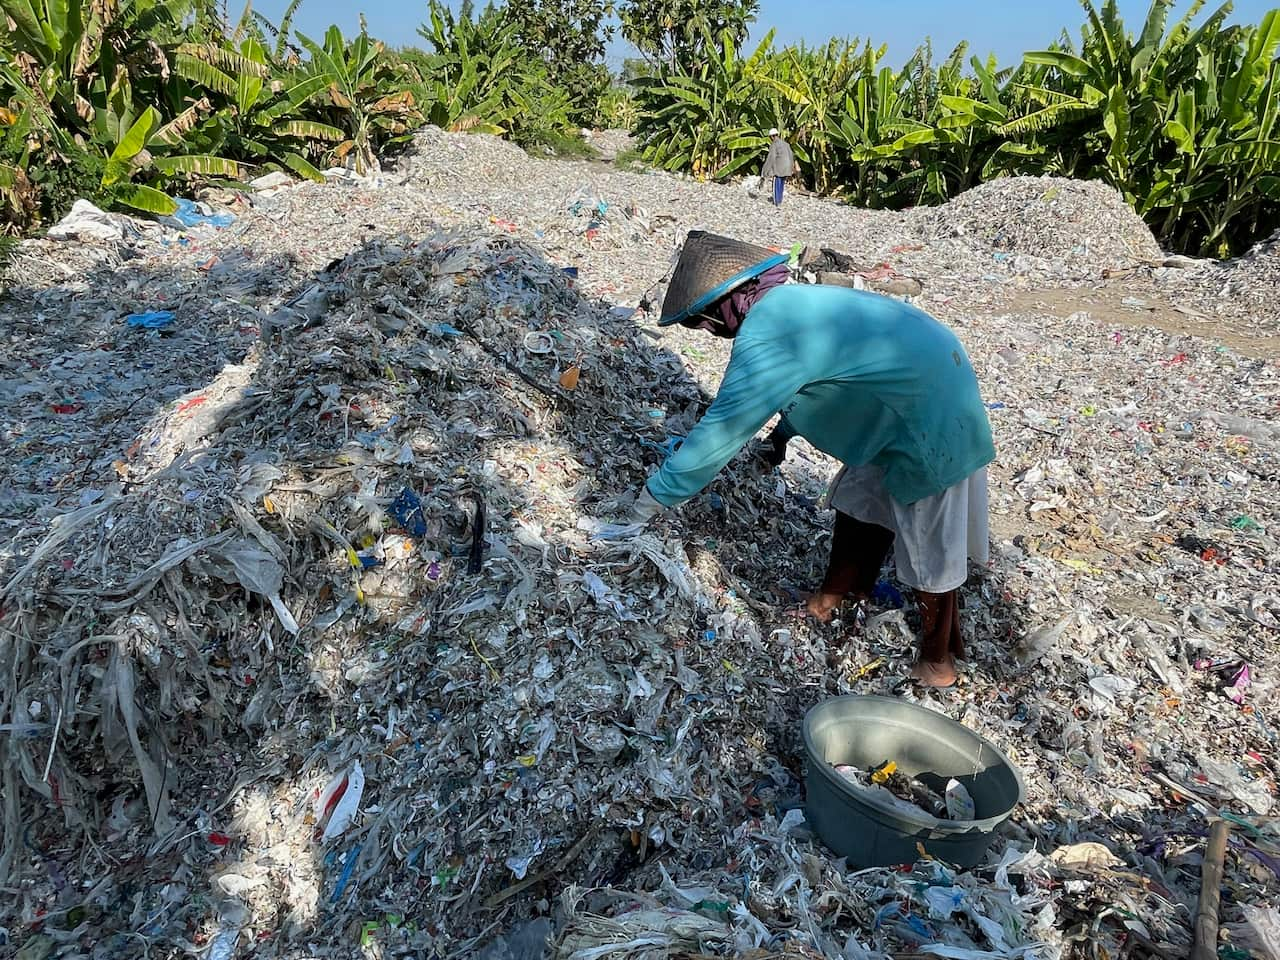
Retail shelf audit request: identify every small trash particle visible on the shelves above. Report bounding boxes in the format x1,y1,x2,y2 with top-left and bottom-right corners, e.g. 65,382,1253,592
125,310,176,329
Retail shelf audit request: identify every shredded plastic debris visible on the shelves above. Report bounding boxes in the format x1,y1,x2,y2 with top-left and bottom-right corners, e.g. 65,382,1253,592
830,762,977,822
0,127,1277,958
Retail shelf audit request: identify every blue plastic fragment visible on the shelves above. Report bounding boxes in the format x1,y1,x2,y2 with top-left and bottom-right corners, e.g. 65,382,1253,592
355,415,400,448
430,322,464,338
389,488,427,537
170,197,235,229
873,903,900,929
905,913,932,938
872,579,905,608
126,310,176,329
330,843,362,903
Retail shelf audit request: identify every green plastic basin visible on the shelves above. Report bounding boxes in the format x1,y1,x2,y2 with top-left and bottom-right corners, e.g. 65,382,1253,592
803,695,1024,868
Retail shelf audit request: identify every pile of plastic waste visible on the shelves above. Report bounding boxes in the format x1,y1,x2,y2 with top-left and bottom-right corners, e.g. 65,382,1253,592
1,127,1278,959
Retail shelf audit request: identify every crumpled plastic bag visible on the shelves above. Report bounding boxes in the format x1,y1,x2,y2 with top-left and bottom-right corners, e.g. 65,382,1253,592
162,197,235,230
576,515,644,541
209,540,299,634
1198,753,1273,814
1226,904,1280,959
46,198,138,242
1048,842,1122,871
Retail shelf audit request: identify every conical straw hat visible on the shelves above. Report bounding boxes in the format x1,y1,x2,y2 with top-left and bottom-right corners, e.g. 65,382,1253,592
659,231,788,326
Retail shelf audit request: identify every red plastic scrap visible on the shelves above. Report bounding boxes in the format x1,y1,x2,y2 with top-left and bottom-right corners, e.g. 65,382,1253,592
313,773,351,840
857,263,898,281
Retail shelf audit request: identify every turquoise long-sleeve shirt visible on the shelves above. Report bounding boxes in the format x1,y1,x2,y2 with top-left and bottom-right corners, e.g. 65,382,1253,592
646,284,995,507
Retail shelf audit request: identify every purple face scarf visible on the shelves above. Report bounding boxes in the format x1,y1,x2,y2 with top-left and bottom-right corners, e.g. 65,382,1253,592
684,262,790,338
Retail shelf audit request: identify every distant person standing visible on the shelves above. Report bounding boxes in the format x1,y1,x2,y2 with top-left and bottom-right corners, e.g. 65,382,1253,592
761,128,795,207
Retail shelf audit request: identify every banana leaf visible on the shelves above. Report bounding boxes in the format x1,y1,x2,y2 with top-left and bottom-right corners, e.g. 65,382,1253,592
115,183,178,215
152,155,240,177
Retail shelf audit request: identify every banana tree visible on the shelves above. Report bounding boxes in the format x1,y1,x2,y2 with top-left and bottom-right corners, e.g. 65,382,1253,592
0,105,39,231
1152,11,1280,254
412,1,524,135
0,0,201,140
918,50,1090,200
632,28,778,179
1022,0,1235,201
901,44,994,203
175,35,342,180
825,47,935,207
250,0,305,66
758,38,867,193
298,26,420,175
93,71,239,213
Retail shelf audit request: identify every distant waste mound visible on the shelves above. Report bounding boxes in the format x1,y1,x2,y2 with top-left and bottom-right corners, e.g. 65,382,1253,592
917,176,1163,269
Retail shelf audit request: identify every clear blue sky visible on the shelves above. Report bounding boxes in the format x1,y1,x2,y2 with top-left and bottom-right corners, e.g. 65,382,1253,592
254,0,1278,68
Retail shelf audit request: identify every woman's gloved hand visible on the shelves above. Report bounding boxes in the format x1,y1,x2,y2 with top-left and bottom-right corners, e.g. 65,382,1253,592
762,436,789,467
582,487,666,542
626,487,665,525
752,432,790,469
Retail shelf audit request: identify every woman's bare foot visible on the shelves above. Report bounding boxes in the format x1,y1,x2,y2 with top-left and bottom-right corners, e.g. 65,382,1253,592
788,591,843,623
910,657,959,689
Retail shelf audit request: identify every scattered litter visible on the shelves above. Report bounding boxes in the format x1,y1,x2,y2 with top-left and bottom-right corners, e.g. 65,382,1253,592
164,197,235,230
250,171,293,191
0,125,1276,958
125,309,176,329
831,761,968,820
1049,841,1124,872
315,760,366,842
45,198,138,242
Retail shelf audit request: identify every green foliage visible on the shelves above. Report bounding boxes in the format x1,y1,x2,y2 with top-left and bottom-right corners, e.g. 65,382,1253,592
1022,0,1280,255
507,0,614,122
0,0,244,218
618,58,655,83
408,1,578,147
598,86,640,129
632,28,779,178
613,146,649,171
297,26,420,175
0,230,15,294
0,104,120,229
0,0,418,226
618,0,760,71
531,129,599,159
409,2,526,135
631,0,1280,256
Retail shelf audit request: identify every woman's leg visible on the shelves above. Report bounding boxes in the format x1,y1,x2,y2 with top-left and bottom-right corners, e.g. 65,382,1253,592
805,510,894,621
911,589,962,688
